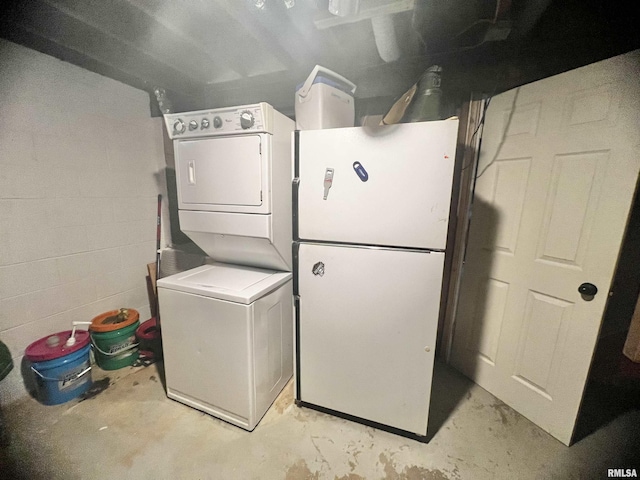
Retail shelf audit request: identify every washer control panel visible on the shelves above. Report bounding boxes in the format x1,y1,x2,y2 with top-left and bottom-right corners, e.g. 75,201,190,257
164,103,270,139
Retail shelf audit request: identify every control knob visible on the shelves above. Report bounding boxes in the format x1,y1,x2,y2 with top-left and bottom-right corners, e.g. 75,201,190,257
201,118,210,129
189,120,198,131
213,116,223,129
240,111,254,129
173,119,185,134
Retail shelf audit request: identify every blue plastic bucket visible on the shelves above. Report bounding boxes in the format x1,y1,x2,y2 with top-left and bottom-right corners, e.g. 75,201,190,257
26,331,92,405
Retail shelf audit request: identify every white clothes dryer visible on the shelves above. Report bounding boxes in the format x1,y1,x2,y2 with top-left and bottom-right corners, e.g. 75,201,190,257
164,102,295,271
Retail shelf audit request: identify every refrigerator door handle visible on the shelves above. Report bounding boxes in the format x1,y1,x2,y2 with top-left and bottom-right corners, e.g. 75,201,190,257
294,293,302,401
323,168,334,200
293,178,300,241
187,160,196,185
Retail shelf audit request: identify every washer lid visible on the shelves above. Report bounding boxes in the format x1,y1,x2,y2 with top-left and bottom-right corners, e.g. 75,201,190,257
157,263,291,304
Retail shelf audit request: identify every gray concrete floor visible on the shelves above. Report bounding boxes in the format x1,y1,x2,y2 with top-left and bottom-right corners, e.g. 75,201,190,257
1,361,638,479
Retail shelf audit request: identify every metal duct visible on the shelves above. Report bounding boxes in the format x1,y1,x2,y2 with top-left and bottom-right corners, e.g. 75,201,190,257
371,14,401,62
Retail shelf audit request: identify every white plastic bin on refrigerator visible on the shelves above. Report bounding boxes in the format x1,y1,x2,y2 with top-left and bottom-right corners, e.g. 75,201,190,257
295,65,357,130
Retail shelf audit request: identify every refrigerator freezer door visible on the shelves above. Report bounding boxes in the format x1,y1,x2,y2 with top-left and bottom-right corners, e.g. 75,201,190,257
296,120,458,250
296,242,444,435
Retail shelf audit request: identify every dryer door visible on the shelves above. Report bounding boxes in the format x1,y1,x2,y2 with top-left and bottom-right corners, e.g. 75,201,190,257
176,134,271,214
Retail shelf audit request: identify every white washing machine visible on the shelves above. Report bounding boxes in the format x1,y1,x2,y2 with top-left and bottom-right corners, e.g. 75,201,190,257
158,103,294,431
158,263,292,430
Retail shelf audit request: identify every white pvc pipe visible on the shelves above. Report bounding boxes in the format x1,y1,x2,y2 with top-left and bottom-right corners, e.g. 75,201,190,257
371,14,401,63
329,0,360,17
67,321,92,347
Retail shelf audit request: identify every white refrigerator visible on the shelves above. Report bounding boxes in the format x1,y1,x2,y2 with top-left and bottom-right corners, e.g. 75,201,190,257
294,120,459,439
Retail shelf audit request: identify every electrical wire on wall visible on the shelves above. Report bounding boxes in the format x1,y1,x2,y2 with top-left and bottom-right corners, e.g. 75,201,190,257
460,67,521,281
461,94,492,172
452,0,502,41
462,57,513,178
473,68,521,181
464,62,509,226
470,95,494,179
411,0,506,57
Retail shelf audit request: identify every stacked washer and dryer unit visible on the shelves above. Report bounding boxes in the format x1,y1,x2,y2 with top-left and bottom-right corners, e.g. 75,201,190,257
158,103,294,431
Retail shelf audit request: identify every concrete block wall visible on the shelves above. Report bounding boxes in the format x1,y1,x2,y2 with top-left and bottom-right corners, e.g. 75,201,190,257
0,40,167,405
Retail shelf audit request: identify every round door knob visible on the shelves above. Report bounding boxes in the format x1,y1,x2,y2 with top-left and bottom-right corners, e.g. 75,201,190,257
578,283,598,296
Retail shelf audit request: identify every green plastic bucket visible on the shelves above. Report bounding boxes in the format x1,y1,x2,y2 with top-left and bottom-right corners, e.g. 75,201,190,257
90,309,140,370
91,321,140,370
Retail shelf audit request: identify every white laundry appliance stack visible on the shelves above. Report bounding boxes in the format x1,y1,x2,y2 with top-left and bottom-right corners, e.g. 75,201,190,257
158,103,294,431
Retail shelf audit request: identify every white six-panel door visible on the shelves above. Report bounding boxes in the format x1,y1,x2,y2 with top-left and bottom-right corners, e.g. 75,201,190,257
450,51,640,445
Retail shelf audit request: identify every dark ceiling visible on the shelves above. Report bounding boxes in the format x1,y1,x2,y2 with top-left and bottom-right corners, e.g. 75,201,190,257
0,0,637,118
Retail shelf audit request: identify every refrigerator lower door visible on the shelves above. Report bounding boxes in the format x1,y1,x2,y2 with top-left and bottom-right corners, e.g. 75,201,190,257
296,242,444,436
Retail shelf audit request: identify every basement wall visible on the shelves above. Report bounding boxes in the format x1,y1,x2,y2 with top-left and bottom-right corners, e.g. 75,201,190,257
0,39,167,405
